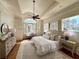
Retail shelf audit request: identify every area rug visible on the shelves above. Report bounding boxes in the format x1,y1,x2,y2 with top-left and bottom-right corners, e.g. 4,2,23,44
16,40,73,59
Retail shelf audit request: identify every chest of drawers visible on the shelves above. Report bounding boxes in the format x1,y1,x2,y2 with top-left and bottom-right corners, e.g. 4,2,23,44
0,32,16,59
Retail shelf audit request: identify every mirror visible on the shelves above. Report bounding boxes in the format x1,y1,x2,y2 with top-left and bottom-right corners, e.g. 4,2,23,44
0,23,9,35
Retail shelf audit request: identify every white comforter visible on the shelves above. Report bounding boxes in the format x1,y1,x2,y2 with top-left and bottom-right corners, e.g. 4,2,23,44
31,36,58,55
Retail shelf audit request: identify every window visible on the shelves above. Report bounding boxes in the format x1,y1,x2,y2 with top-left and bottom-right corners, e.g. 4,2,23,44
50,21,58,31
44,23,49,32
24,19,36,35
62,15,79,32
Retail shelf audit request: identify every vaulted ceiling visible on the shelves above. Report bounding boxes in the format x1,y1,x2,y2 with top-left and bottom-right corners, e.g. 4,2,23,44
0,0,79,19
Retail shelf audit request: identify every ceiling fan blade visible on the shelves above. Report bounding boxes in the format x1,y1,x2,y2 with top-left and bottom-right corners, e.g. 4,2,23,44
36,15,39,17
36,15,40,19
36,17,40,19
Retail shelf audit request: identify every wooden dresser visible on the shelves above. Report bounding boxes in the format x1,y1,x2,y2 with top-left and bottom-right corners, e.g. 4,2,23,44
0,32,16,59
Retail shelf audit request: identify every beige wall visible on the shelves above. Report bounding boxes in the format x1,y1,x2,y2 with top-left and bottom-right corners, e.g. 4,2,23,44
14,17,23,40
0,3,14,28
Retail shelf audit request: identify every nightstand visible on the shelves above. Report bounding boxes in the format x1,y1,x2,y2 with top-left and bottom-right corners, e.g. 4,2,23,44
61,39,77,56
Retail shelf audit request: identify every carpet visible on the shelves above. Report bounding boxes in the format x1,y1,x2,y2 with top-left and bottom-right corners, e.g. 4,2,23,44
16,40,73,59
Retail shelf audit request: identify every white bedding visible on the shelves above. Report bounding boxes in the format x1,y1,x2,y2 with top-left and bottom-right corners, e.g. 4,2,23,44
31,36,58,56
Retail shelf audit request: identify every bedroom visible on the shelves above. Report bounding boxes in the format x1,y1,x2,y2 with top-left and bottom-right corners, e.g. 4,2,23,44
0,0,79,59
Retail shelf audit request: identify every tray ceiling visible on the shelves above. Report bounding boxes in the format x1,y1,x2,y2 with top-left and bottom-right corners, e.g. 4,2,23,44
0,0,79,19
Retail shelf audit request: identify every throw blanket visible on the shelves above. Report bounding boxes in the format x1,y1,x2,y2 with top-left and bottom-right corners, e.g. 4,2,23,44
31,36,58,56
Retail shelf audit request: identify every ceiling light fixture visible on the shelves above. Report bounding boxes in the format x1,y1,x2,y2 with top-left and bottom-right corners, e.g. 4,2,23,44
32,0,40,20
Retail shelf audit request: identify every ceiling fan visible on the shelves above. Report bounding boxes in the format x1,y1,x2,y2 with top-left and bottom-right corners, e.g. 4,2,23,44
32,15,40,19
32,0,40,20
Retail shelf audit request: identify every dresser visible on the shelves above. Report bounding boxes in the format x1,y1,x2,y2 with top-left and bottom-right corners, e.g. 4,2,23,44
0,32,16,59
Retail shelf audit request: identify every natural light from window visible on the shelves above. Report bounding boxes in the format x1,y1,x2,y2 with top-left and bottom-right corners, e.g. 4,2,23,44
62,15,79,32
24,19,36,36
24,19,36,24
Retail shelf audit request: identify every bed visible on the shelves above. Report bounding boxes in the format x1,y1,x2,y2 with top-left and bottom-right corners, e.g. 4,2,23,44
31,36,59,56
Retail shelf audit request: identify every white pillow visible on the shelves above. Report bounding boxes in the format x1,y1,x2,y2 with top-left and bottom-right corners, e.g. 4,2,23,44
43,34,49,39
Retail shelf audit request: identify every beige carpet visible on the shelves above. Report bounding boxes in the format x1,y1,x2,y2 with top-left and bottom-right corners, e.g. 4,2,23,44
16,40,73,59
